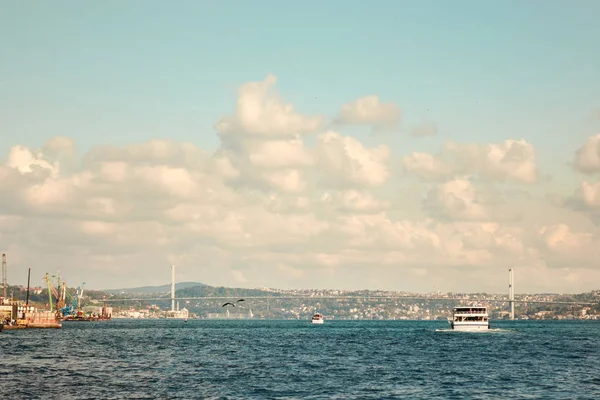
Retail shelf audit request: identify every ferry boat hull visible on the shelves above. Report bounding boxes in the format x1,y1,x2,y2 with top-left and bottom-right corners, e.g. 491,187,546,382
449,321,489,331
311,319,324,324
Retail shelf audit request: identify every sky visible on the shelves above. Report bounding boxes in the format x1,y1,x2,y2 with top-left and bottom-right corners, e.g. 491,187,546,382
1,1,600,294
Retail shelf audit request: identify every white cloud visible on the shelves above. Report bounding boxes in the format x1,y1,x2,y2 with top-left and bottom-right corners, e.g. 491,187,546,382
539,224,593,252
6,144,59,177
562,135,600,217
402,152,453,181
1,75,599,294
336,95,401,131
135,165,199,198
246,138,314,168
264,169,307,193
402,139,538,183
577,181,600,209
424,178,488,221
574,133,600,173
215,74,323,139
321,190,389,214
99,161,129,183
316,131,390,187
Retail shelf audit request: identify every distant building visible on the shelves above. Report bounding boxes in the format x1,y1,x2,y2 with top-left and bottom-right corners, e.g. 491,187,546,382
86,306,113,317
206,309,253,319
166,308,189,319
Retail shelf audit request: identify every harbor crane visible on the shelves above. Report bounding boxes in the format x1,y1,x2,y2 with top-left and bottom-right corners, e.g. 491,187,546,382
60,283,86,316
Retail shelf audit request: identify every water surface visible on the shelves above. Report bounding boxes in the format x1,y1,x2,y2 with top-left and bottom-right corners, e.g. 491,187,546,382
1,320,599,399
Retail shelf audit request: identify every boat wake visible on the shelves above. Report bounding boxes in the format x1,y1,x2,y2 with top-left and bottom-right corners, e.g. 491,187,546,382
435,328,516,334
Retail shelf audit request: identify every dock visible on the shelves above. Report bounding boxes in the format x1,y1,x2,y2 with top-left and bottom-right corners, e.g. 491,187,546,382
2,305,62,330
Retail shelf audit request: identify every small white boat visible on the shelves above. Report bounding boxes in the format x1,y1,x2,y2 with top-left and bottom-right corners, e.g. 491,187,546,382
311,313,324,324
449,306,489,331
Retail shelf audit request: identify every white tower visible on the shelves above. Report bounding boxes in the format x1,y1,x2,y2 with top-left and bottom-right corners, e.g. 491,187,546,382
171,265,175,313
2,253,7,300
508,268,515,320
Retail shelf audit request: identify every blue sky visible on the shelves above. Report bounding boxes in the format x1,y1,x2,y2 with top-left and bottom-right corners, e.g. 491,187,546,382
2,1,599,163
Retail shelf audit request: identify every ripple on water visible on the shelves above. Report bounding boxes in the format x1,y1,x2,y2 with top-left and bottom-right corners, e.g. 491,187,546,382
1,320,600,399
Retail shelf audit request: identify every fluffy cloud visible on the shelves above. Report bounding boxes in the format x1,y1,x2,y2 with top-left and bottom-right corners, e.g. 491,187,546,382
215,74,323,140
246,138,314,168
562,134,600,217
566,181,600,211
442,139,538,183
6,145,59,177
423,178,488,221
320,190,389,214
316,131,390,187
264,169,307,193
1,74,598,293
336,95,401,131
574,133,600,173
402,139,538,183
402,152,452,181
538,224,593,253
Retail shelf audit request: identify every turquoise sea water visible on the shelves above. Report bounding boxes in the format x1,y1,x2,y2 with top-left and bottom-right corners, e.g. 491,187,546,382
1,320,599,399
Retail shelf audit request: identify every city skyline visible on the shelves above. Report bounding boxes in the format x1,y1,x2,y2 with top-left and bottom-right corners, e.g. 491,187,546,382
1,2,600,293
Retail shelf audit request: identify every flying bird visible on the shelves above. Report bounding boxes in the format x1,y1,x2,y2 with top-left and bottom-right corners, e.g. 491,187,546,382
236,299,245,304
221,302,235,307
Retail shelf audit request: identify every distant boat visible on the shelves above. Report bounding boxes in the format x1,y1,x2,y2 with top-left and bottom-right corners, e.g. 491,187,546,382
184,318,188,323
449,306,490,331
311,313,324,324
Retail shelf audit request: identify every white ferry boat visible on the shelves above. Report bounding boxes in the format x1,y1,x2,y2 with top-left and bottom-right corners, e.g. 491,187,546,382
449,306,489,331
311,313,324,324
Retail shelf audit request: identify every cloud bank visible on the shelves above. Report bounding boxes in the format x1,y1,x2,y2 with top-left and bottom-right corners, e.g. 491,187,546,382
1,75,599,293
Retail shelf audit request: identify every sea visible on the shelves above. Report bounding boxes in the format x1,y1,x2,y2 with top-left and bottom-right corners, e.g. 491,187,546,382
1,319,599,399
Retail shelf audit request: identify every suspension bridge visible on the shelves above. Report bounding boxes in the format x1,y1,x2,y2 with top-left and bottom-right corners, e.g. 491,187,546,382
102,267,596,319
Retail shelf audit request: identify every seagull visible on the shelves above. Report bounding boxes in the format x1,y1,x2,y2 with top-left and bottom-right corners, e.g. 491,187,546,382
222,302,235,307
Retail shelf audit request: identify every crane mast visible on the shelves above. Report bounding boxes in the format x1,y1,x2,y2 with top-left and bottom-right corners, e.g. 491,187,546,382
44,273,54,311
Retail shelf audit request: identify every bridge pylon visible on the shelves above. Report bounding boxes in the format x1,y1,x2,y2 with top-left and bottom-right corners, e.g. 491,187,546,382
509,268,515,320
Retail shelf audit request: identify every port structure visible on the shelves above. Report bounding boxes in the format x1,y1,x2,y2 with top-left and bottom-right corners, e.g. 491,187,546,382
2,253,6,300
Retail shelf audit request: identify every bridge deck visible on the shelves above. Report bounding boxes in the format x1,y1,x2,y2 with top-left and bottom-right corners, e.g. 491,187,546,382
101,295,594,305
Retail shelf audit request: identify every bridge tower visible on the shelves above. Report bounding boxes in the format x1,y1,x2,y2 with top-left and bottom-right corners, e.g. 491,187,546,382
171,265,175,313
508,268,515,320
2,253,6,300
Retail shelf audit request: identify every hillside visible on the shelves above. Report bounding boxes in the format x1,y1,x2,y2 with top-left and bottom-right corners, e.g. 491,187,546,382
103,281,206,294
